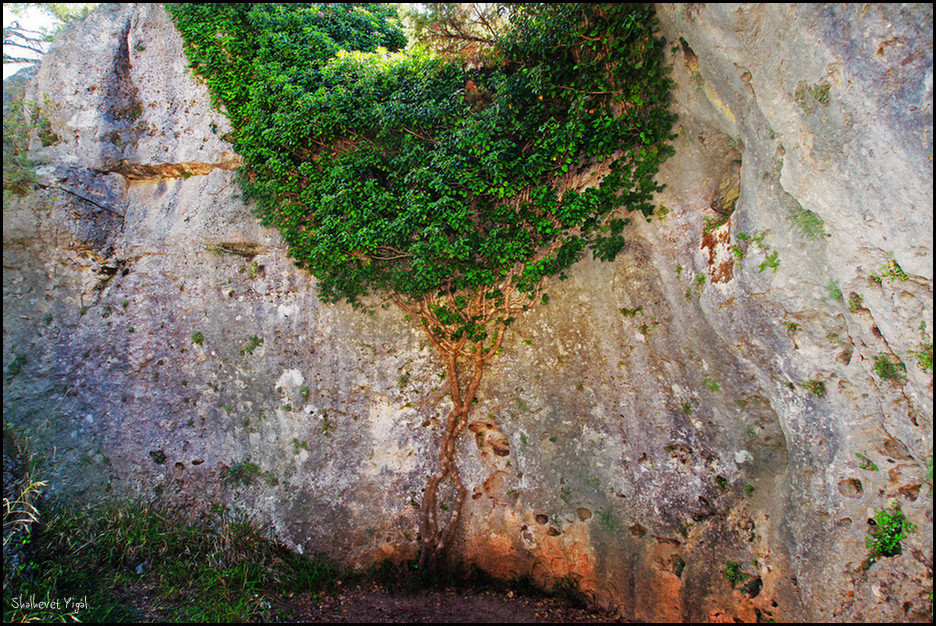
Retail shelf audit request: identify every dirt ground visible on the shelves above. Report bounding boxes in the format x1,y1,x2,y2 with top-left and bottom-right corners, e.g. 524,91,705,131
270,582,627,623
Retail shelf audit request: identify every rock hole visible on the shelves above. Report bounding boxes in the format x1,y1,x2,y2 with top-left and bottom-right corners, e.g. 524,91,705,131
534,513,548,525
897,483,921,501
628,523,646,537
837,478,863,497
882,437,912,460
679,37,698,73
670,554,686,578
743,575,762,598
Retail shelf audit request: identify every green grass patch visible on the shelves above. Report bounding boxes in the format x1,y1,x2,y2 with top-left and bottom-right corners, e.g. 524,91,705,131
3,499,342,623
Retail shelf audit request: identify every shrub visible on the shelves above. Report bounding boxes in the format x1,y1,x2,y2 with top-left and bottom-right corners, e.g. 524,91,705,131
866,501,916,562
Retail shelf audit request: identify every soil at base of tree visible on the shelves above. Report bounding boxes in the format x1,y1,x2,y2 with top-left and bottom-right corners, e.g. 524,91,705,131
271,582,629,623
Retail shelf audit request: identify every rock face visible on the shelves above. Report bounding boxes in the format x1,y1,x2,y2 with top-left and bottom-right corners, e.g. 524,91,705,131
3,3,932,622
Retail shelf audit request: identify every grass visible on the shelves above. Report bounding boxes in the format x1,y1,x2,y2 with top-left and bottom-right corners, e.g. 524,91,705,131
3,498,343,623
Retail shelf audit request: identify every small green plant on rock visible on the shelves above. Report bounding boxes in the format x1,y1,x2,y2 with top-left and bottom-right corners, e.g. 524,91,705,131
866,501,916,563
799,377,826,398
757,249,780,273
703,374,720,392
873,353,906,383
856,452,878,471
794,81,831,113
908,321,933,373
788,206,827,240
191,330,204,345
291,438,308,455
724,560,745,584
598,509,617,531
6,354,27,376
846,293,863,313
240,335,263,356
225,460,261,486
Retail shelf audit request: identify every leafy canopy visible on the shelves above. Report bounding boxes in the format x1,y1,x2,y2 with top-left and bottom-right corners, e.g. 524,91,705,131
169,3,676,306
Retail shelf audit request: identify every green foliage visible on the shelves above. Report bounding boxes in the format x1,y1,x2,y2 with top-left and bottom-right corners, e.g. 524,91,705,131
702,213,729,236
866,501,916,562
876,254,909,283
191,330,204,345
598,509,617,531
168,3,677,306
2,79,36,209
291,438,308,454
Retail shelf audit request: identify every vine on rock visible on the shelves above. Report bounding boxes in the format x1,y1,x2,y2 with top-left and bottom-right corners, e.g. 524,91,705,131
169,2,676,570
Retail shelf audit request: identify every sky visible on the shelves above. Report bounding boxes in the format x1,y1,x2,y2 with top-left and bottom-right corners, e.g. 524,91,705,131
3,3,58,79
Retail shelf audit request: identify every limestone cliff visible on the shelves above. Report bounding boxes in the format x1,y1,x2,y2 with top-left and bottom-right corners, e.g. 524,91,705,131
3,3,932,622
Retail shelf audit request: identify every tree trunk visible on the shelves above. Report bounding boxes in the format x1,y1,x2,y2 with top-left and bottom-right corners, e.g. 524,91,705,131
417,348,484,571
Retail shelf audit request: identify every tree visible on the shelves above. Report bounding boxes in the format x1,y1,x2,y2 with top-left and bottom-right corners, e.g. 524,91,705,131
169,2,676,569
3,3,97,65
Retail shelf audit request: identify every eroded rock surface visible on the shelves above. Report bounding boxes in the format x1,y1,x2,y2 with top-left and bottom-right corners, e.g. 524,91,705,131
3,3,932,622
